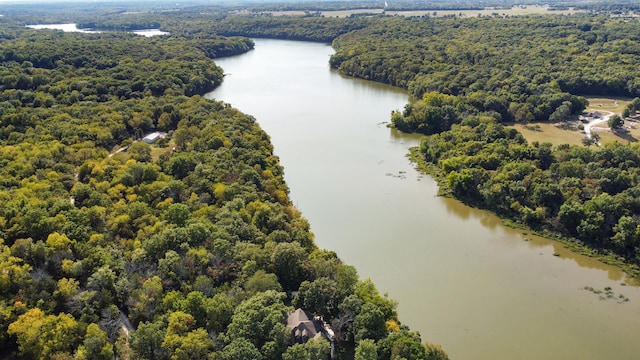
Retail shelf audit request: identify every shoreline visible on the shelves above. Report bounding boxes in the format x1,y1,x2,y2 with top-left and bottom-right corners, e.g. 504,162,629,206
407,146,640,281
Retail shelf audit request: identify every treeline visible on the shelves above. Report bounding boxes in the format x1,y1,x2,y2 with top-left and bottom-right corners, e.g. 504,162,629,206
76,13,371,43
0,31,228,103
418,117,640,273
77,21,162,31
205,15,370,42
331,15,640,128
390,90,586,135
0,20,446,360
572,1,640,13
0,27,254,89
244,1,385,12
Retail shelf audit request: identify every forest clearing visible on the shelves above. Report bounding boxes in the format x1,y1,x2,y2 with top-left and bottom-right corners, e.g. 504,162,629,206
511,97,640,146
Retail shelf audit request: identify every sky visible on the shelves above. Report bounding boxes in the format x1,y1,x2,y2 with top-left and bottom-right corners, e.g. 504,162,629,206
0,0,220,4
0,0,292,3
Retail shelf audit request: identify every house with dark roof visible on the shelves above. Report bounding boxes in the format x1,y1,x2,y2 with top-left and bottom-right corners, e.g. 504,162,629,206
286,308,336,359
287,308,325,343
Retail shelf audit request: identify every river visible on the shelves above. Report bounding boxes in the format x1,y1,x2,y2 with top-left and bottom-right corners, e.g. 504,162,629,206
206,39,640,360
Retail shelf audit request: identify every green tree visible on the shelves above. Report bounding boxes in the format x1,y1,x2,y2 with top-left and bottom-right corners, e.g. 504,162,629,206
219,338,263,360
281,339,330,360
75,323,115,360
224,290,290,359
245,270,283,295
8,308,82,360
204,293,234,334
558,201,585,236
293,277,338,318
354,338,377,360
353,303,387,342
608,114,624,129
354,279,397,321
270,241,309,290
166,154,198,179
336,264,358,300
131,320,167,360
162,203,191,227
549,102,572,122
129,141,153,162
377,330,431,360
611,215,637,251
577,210,607,244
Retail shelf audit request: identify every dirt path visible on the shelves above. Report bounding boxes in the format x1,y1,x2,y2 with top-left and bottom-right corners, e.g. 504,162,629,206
584,110,613,145
108,145,129,157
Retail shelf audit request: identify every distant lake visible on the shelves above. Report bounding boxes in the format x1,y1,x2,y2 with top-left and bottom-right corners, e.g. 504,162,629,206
26,23,169,37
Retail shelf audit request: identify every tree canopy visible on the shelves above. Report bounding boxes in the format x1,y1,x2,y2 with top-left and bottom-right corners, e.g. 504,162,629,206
0,10,446,360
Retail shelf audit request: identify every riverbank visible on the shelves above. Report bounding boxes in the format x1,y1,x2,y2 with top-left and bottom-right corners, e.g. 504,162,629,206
208,38,640,360
408,146,640,281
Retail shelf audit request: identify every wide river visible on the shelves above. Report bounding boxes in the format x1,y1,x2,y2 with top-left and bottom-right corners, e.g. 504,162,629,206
206,39,640,360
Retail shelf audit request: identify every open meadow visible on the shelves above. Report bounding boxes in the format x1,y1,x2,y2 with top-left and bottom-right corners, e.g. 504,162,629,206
269,5,585,18
386,5,584,18
510,97,640,147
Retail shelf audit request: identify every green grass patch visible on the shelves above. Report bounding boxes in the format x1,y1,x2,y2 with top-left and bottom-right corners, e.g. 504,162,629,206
508,97,640,147
584,96,631,114
510,122,585,147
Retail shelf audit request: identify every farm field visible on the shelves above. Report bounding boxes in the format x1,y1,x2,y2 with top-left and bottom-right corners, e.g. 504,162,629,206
387,5,584,17
269,5,585,18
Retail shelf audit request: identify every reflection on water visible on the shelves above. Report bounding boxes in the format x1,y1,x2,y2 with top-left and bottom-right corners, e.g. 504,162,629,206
443,194,636,283
528,232,637,284
442,197,505,229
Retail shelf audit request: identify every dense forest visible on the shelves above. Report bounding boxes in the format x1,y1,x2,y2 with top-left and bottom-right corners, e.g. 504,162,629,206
0,18,446,360
72,14,370,43
331,15,640,128
7,2,640,358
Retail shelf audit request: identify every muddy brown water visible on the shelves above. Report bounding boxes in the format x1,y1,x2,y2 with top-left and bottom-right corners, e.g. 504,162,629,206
207,39,640,360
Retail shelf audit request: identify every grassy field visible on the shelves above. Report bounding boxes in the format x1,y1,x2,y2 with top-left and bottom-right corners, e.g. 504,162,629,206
269,5,584,18
269,9,384,17
151,143,174,161
584,96,631,114
593,123,640,144
510,122,586,146
387,5,584,18
509,96,640,147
